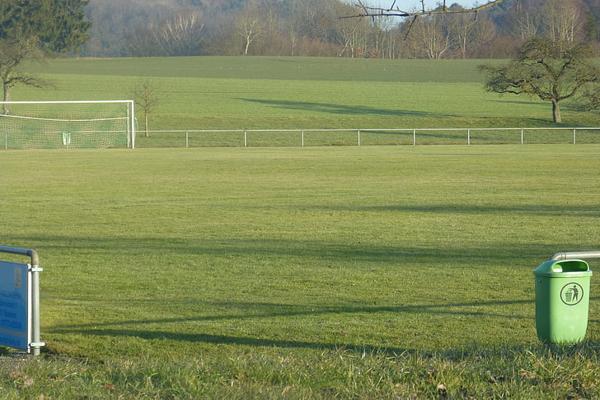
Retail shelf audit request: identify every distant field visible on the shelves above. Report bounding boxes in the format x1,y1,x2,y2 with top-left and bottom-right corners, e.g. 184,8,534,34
15,56,599,148
1,145,599,398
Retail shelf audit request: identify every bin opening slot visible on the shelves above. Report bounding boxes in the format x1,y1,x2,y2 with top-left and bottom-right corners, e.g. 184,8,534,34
552,260,589,273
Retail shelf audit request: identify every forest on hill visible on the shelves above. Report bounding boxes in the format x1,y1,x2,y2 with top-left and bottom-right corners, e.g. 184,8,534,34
84,0,600,58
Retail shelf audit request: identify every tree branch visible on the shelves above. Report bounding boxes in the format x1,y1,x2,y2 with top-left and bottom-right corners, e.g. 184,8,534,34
342,0,506,19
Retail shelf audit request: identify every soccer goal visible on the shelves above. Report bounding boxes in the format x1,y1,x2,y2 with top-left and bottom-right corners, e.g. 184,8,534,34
0,100,136,149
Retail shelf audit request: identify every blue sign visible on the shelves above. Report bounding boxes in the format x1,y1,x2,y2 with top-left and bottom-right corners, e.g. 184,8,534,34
0,262,29,350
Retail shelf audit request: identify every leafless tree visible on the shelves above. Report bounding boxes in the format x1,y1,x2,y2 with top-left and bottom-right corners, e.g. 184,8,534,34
543,0,583,45
132,81,159,137
155,12,205,56
408,15,450,59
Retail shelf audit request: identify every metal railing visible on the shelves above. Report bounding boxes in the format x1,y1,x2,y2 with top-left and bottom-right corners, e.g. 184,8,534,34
140,127,600,148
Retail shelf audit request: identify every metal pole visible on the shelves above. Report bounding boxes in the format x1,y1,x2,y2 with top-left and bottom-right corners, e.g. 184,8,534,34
186,131,189,148
467,129,471,146
413,129,416,146
521,128,524,145
0,246,43,356
130,101,136,150
551,251,600,261
357,130,361,146
573,128,576,145
301,130,304,148
31,265,41,356
244,130,247,148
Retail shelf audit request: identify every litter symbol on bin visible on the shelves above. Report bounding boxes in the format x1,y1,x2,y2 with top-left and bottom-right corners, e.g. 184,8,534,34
560,282,584,306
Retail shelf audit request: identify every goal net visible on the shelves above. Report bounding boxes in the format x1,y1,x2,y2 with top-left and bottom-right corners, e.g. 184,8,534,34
0,101,136,149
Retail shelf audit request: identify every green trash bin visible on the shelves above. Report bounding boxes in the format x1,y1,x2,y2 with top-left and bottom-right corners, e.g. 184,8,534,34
534,259,592,344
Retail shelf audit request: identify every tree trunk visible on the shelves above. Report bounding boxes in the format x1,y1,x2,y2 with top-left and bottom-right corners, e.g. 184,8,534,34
2,82,10,114
244,34,251,55
552,99,561,123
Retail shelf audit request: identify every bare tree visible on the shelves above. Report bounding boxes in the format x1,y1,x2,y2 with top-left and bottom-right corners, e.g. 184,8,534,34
447,11,478,59
405,15,450,59
236,2,264,56
155,12,205,56
543,0,583,45
132,81,159,137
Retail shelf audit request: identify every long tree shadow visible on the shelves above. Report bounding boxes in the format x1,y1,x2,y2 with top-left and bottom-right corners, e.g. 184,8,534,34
307,203,600,217
51,297,540,331
239,98,453,118
49,294,600,360
7,233,586,266
49,297,540,358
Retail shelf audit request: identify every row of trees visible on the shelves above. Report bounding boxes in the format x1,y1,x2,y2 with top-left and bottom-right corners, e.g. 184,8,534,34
82,0,600,59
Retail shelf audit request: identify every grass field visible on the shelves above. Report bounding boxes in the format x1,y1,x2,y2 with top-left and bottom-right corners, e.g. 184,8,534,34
15,56,599,147
1,145,599,398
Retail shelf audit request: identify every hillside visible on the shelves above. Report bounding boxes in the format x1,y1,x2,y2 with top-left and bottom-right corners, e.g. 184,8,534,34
82,0,600,58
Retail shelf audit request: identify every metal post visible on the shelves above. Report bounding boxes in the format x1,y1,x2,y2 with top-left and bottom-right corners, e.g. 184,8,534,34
521,128,524,145
186,131,189,148
467,129,471,146
357,130,361,146
413,129,416,146
573,128,577,145
301,130,304,148
244,130,247,148
30,265,41,356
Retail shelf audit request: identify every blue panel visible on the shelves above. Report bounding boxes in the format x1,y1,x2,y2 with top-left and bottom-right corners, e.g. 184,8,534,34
0,262,29,350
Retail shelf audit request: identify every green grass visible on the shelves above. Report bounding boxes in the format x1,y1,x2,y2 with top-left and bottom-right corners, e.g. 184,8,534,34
0,145,599,398
13,57,599,145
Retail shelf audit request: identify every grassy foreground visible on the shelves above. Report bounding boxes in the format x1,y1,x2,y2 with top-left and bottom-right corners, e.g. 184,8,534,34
0,145,599,398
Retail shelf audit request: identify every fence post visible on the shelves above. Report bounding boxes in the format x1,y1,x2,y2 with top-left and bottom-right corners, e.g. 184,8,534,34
467,129,471,145
413,129,416,146
244,130,247,148
521,128,524,145
357,130,361,146
573,128,577,145
185,131,189,148
301,130,304,148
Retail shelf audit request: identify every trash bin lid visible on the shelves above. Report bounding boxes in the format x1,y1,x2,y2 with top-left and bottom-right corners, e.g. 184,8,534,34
534,259,593,278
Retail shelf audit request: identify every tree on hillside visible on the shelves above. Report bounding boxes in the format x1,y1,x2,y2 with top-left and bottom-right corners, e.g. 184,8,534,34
0,0,90,110
480,38,599,123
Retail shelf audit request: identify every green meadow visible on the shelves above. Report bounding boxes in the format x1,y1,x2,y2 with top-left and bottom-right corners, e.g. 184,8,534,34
18,56,600,141
1,145,600,398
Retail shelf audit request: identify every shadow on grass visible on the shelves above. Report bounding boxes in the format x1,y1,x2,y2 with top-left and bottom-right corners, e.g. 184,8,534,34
49,297,537,358
11,232,593,266
239,98,453,118
308,203,600,217
52,297,541,332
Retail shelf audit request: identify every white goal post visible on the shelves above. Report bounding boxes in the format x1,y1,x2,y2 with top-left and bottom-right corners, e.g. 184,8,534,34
0,100,136,149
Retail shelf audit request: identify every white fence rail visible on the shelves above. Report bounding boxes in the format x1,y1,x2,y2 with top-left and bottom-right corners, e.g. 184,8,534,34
140,127,600,148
